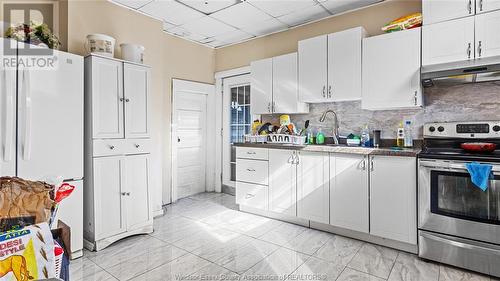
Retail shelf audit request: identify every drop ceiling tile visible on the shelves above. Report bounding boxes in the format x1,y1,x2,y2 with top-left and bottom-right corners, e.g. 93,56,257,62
166,25,192,37
177,0,240,14
112,0,153,9
211,2,273,29
319,0,382,14
214,29,255,44
277,4,330,27
139,0,204,25
162,21,176,31
180,16,237,37
241,17,288,36
248,0,316,17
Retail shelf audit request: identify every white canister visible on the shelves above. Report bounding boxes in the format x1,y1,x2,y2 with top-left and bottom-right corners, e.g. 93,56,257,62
120,43,145,63
86,34,115,57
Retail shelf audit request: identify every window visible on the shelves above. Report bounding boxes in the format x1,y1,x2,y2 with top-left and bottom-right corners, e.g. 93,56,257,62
229,85,251,181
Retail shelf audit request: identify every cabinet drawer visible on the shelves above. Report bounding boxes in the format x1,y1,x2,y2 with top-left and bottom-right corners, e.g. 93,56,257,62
236,147,268,160
236,182,268,210
93,140,124,157
125,139,152,155
236,159,269,185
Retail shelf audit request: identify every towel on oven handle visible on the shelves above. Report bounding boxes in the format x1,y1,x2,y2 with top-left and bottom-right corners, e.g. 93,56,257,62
465,162,493,191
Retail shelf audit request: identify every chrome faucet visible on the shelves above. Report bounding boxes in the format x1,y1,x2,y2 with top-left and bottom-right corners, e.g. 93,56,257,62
319,109,340,144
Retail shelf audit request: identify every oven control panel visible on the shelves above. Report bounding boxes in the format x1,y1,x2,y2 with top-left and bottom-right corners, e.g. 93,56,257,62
424,121,500,138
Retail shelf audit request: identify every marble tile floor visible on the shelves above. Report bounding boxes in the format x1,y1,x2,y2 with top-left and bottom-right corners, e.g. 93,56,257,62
72,192,499,281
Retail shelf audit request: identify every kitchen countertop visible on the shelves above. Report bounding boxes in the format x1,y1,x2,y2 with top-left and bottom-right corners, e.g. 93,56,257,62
233,142,420,157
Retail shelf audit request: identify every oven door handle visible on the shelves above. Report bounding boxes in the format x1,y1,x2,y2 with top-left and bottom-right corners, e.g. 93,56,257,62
420,161,500,173
420,231,500,254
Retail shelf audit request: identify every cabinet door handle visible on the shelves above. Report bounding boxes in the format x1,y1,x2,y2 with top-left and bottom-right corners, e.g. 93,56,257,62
479,0,483,11
322,86,326,98
414,91,418,106
126,192,131,196
246,151,256,155
370,158,374,171
360,159,366,170
468,0,472,14
109,145,115,150
119,97,124,102
246,168,256,172
467,43,472,59
267,102,271,112
478,41,482,57
245,193,255,199
328,85,332,99
287,153,294,163
121,192,127,196
272,101,276,113
125,98,130,102
135,144,140,148
295,153,300,165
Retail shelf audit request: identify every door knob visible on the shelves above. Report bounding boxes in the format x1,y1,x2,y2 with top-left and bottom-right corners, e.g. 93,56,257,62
177,137,181,143
109,145,115,150
125,98,130,102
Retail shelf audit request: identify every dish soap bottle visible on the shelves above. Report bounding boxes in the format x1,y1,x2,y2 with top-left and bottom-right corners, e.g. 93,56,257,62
397,121,405,148
404,120,413,147
361,125,371,147
316,128,325,145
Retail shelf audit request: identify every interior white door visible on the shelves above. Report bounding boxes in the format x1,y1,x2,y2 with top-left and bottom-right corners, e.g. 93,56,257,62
327,27,364,101
123,154,151,230
330,154,369,233
422,0,474,25
476,0,500,13
0,38,16,176
250,58,273,115
269,149,297,216
17,46,84,181
362,28,422,110
298,35,328,103
273,53,300,114
370,156,417,244
93,156,126,239
172,80,211,200
296,151,329,224
475,10,500,58
124,63,150,138
222,74,251,189
422,17,475,65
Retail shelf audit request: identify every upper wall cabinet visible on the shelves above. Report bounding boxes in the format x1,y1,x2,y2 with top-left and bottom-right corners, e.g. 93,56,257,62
362,28,422,110
423,0,475,25
250,53,308,115
423,10,500,65
422,17,475,65
477,0,500,13
298,27,366,103
123,63,151,139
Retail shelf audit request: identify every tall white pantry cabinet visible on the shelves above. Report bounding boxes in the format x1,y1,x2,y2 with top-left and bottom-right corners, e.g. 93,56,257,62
83,55,153,251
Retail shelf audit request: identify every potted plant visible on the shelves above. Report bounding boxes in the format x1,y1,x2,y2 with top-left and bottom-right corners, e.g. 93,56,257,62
5,22,61,49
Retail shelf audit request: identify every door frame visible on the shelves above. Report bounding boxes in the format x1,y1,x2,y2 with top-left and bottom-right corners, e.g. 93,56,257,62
214,66,251,192
171,79,215,202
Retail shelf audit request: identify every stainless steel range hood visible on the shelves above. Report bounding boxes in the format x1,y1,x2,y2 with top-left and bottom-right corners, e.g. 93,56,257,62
421,55,500,87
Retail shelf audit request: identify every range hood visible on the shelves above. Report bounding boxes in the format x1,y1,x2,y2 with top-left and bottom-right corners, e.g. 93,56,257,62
421,55,500,87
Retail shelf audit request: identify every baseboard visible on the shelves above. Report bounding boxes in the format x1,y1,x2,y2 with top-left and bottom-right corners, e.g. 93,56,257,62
153,208,165,218
222,184,235,196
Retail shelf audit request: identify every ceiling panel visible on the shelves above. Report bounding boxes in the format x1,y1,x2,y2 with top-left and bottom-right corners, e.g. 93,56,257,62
248,0,316,17
214,29,254,45
319,0,382,14
241,17,288,36
112,0,153,9
139,0,204,25
211,2,273,29
177,0,240,14
277,4,330,27
179,16,237,37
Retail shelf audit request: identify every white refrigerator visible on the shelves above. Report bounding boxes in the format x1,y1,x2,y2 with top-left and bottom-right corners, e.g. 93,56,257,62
0,38,84,258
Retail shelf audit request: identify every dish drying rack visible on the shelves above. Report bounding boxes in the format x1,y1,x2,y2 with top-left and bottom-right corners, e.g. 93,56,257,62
244,134,306,145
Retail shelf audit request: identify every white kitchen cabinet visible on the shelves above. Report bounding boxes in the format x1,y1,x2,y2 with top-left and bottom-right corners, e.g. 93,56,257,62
251,54,307,115
236,181,268,210
124,63,151,138
423,0,474,25
90,57,124,139
476,0,500,13
330,154,369,233
327,27,365,102
92,156,126,239
269,149,297,216
298,27,365,103
250,58,273,114
422,17,475,65
123,154,151,230
299,35,328,103
296,151,329,224
362,28,422,110
370,156,417,244
475,10,500,58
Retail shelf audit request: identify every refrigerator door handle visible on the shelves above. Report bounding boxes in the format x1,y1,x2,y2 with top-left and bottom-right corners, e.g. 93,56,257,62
22,68,32,160
2,68,14,161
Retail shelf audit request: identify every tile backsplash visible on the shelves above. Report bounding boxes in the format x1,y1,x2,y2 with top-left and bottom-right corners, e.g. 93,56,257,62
262,81,500,139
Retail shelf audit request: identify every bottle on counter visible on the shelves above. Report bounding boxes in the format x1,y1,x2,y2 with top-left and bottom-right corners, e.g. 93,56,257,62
404,120,413,147
316,128,325,145
361,125,371,147
307,129,315,144
397,121,405,148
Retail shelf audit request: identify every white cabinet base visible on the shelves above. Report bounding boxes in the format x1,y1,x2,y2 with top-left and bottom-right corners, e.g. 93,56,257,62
84,224,153,251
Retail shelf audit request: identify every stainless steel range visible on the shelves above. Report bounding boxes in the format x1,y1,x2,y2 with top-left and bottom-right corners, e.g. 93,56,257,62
418,121,500,277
